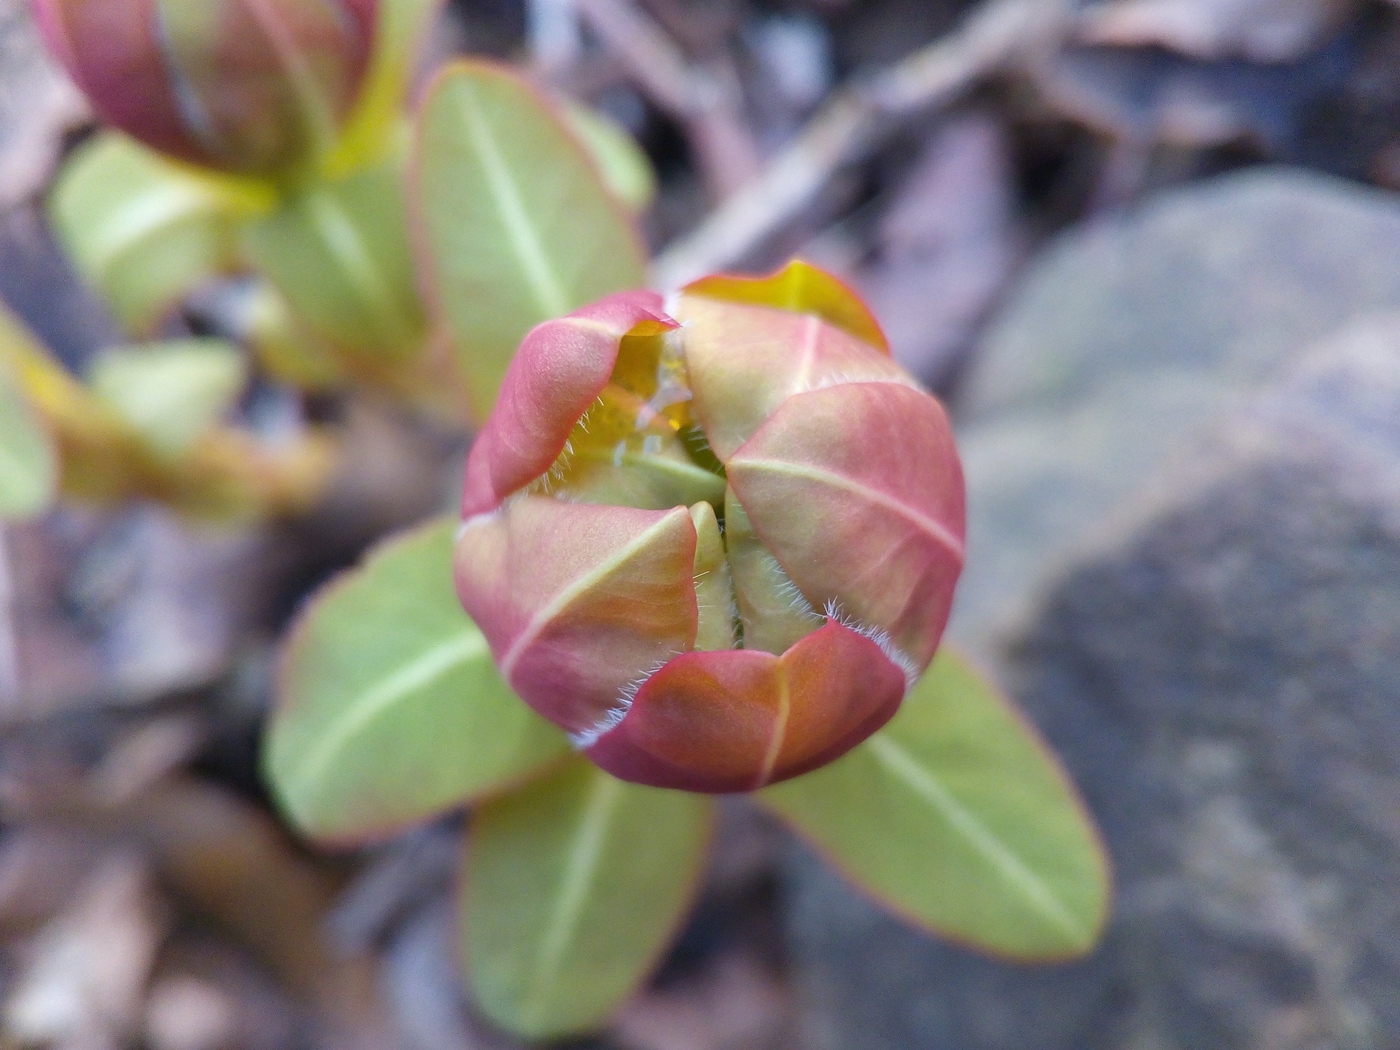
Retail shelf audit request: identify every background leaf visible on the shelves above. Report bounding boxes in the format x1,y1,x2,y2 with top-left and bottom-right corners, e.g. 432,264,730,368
413,61,649,420
265,518,570,843
48,133,273,335
0,353,57,521
89,339,247,460
562,101,658,214
243,155,425,358
759,649,1110,959
462,759,713,1039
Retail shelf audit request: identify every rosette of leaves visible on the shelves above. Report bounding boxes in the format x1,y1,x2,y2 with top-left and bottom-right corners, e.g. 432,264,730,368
264,271,1114,1047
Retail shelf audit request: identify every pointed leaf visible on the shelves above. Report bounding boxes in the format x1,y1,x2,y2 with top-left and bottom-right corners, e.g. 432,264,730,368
243,155,426,358
670,292,914,463
266,518,570,843
759,649,1110,959
90,339,248,460
48,133,273,335
685,259,889,351
462,759,713,1038
412,60,648,420
0,352,57,521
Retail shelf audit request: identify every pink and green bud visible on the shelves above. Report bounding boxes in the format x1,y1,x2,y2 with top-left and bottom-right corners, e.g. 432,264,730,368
455,262,966,793
33,0,377,176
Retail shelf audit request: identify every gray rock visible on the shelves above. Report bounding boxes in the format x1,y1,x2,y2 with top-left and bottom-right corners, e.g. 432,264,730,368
1003,315,1400,1047
783,170,1400,1050
951,168,1400,647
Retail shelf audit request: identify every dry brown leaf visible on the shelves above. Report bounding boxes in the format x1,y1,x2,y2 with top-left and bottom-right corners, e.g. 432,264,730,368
611,953,792,1050
144,977,238,1050
855,115,1019,386
0,828,106,936
4,852,166,1048
1078,0,1358,63
123,779,395,1050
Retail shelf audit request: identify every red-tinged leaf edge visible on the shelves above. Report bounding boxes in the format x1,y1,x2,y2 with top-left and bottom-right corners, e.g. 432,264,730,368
757,645,1113,963
265,517,572,848
405,58,651,422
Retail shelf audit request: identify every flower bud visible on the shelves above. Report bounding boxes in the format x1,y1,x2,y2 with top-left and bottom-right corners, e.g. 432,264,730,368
33,0,377,176
455,262,965,793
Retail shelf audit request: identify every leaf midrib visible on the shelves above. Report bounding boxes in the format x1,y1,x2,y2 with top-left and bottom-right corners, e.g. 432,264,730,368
736,457,965,561
283,628,489,809
865,733,1084,941
499,512,682,679
304,188,408,344
520,772,623,1027
457,82,570,321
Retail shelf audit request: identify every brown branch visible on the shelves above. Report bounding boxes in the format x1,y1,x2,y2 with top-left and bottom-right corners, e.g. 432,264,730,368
652,0,1075,289
573,0,761,199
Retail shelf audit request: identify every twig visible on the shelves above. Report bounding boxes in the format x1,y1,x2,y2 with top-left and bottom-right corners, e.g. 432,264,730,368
652,0,1075,289
527,0,584,74
0,525,20,715
573,0,760,199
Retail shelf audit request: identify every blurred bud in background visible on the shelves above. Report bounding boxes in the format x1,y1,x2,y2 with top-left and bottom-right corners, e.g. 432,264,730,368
32,0,378,177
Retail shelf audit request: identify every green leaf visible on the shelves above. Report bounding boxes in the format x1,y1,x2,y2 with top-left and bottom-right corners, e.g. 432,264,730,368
323,0,446,177
462,759,713,1039
89,339,248,461
48,133,273,335
413,60,649,420
243,282,347,390
0,352,57,521
244,154,426,358
561,102,657,214
264,518,570,843
759,649,1110,959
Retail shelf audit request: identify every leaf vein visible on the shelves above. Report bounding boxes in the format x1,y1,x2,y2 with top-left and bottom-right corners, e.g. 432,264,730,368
866,733,1083,940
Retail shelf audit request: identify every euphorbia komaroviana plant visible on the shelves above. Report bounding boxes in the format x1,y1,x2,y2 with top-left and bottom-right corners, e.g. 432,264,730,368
34,0,378,178
266,258,1109,1039
455,261,964,791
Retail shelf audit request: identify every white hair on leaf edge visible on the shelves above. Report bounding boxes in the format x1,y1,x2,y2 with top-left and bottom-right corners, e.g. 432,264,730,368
823,599,919,692
569,655,675,749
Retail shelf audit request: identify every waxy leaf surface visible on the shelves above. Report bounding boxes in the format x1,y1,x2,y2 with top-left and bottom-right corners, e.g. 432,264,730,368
460,291,671,516
729,382,964,667
49,133,272,335
587,621,906,793
244,156,425,358
266,518,569,843
685,259,889,350
413,61,648,420
760,650,1110,958
0,350,57,521
670,294,914,463
462,759,712,1038
456,498,698,738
